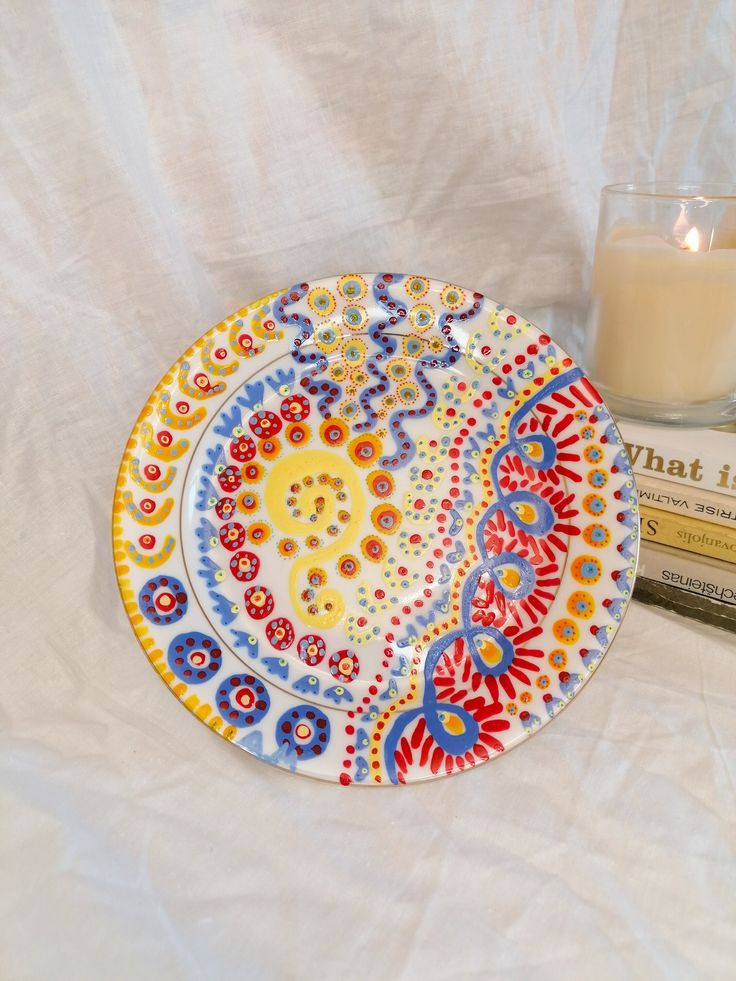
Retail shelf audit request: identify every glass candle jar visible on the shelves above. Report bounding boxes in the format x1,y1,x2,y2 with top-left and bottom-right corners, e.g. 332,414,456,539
584,182,736,426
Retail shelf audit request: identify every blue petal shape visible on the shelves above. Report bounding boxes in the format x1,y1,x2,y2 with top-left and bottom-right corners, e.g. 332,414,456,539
238,731,265,756
619,534,638,561
544,696,564,718
195,476,220,512
606,597,627,621
391,655,410,679
612,567,634,595
520,712,541,732
446,540,465,564
516,359,535,379
265,366,295,392
593,623,613,647
262,656,289,680
292,674,320,694
196,517,218,553
213,403,242,437
208,590,238,625
559,672,583,697
360,703,380,722
581,648,603,670
237,381,265,410
229,630,259,658
202,443,226,475
379,678,398,700
447,509,464,537
197,555,221,588
323,684,353,705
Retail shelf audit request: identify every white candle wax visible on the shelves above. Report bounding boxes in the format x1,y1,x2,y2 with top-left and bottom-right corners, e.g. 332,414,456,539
586,226,736,403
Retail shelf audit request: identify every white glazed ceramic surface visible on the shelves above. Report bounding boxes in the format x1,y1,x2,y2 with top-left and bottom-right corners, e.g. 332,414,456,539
113,274,638,784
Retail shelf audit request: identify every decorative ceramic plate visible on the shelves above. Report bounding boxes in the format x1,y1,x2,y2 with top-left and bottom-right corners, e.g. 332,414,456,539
114,274,638,784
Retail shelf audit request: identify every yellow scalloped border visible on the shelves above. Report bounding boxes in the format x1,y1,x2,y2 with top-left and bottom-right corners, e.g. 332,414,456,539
112,290,283,743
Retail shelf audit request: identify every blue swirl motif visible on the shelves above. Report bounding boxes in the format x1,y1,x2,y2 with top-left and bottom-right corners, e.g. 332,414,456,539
381,366,635,783
480,366,584,538
282,274,483,470
277,283,343,417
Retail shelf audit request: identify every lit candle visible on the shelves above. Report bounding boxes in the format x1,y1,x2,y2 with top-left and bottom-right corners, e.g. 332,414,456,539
586,216,736,404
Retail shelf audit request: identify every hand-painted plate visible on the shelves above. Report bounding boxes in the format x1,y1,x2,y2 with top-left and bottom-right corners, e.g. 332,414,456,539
113,274,638,784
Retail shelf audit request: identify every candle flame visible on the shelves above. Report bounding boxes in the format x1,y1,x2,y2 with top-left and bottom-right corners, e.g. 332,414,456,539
673,207,701,251
682,226,700,251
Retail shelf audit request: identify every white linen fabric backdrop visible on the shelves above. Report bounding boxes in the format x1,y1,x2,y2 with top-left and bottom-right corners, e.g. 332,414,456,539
2,2,735,978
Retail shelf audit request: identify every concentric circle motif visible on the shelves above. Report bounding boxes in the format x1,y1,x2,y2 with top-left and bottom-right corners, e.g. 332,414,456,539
217,674,271,728
114,274,639,784
276,705,330,759
167,631,222,683
297,634,326,667
138,576,188,625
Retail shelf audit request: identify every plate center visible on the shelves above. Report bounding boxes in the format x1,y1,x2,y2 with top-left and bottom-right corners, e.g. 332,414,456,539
181,345,504,710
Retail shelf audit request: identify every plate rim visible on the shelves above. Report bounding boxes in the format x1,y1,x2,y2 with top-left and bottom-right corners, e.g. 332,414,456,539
113,273,640,785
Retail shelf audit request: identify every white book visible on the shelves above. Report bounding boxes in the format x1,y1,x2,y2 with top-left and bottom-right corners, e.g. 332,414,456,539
616,418,736,498
636,473,736,530
637,541,736,607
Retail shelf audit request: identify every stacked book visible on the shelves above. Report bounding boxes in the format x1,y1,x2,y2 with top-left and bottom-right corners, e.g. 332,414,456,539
616,420,736,633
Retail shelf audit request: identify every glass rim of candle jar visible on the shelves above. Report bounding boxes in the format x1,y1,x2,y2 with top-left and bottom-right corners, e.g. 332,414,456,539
604,181,736,201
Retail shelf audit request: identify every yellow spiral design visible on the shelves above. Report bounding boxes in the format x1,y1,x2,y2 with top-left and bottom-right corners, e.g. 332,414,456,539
264,450,366,630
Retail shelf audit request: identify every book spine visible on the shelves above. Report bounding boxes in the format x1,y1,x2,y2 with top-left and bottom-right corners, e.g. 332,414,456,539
636,475,736,531
640,505,736,565
616,419,736,498
637,541,736,606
